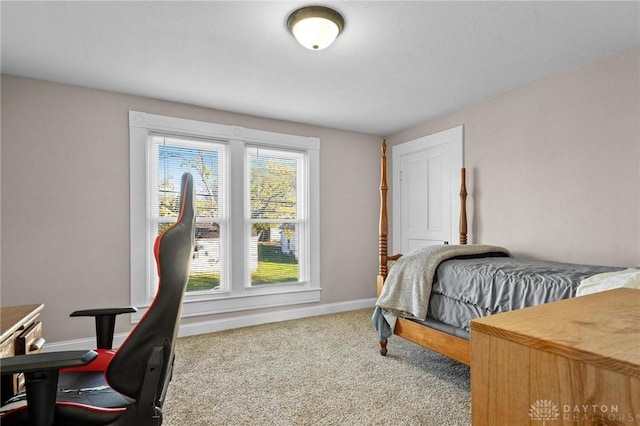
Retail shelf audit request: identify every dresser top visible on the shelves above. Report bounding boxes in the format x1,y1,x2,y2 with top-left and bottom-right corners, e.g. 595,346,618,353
1,304,44,342
470,288,640,379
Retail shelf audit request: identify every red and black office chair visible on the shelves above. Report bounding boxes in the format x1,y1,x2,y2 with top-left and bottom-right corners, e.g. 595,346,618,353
1,172,196,426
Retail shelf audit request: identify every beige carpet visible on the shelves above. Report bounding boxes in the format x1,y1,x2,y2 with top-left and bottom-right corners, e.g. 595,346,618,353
163,309,471,425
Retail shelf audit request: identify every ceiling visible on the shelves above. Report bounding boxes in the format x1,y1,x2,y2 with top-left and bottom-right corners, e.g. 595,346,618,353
1,1,639,137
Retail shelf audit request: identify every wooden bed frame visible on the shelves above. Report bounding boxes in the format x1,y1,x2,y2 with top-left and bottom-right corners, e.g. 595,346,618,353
376,140,471,365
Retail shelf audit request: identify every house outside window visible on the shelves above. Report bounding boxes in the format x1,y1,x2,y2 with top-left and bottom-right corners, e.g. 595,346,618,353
129,111,320,320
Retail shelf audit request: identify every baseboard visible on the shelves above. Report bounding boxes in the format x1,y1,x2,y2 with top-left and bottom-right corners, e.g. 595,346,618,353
43,298,377,352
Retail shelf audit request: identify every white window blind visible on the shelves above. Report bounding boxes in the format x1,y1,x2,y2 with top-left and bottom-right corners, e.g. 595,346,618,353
149,134,228,294
247,147,306,286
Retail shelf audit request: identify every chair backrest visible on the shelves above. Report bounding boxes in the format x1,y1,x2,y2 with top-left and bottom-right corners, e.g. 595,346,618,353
107,172,195,401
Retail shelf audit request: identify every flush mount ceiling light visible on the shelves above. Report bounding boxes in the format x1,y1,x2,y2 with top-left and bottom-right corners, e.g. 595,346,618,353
287,6,345,50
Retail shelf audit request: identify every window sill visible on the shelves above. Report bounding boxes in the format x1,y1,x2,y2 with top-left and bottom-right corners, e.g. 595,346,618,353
131,288,321,322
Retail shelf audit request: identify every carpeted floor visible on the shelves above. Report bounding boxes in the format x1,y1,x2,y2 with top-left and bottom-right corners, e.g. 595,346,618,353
163,309,471,425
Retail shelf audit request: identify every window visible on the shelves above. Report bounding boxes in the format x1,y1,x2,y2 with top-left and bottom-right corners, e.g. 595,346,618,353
248,147,305,287
150,135,227,293
129,112,320,320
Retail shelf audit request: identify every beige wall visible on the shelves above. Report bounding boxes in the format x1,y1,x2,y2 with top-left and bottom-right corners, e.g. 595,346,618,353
388,46,640,267
0,76,381,342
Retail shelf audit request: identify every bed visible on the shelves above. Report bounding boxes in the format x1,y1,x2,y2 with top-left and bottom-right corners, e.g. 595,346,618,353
373,140,626,365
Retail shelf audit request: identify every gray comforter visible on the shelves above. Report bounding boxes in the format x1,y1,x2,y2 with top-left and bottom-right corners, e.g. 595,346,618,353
429,256,622,332
373,244,622,341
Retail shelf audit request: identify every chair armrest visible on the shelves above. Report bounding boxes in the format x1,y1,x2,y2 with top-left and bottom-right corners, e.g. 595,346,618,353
1,350,98,375
70,307,137,350
1,350,97,426
70,307,137,317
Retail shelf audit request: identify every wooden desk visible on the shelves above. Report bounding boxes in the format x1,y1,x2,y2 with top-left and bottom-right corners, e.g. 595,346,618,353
470,288,640,426
0,304,44,402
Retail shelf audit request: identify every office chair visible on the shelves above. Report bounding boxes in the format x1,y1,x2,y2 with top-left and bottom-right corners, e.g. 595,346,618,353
1,172,196,426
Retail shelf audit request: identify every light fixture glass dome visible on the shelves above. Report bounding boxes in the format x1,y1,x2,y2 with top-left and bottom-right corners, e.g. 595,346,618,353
287,6,345,50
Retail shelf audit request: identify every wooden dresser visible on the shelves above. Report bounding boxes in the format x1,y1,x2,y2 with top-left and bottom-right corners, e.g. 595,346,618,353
0,304,45,403
470,288,640,426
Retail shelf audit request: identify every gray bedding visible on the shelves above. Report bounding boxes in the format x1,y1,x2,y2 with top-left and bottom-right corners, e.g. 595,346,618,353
429,256,622,332
373,246,623,340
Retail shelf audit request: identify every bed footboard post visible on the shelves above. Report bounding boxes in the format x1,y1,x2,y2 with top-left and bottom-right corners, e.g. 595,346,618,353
379,339,388,356
378,140,390,295
378,141,390,357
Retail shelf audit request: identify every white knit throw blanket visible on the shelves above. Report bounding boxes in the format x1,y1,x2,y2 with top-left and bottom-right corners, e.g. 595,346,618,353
376,244,510,320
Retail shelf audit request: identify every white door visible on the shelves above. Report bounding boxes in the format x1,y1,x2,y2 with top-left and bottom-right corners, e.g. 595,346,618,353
392,126,464,254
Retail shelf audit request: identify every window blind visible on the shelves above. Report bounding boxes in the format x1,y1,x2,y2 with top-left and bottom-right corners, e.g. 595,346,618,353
247,147,305,286
149,134,228,293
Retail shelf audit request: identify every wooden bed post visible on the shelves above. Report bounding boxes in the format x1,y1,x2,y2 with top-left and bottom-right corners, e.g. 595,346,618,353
377,140,389,356
377,140,389,297
459,168,467,245
377,140,402,297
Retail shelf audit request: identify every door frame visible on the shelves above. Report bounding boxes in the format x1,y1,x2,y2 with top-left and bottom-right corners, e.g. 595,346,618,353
391,125,464,253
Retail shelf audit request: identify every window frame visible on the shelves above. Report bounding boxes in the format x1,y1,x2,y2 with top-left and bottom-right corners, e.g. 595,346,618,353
129,111,320,322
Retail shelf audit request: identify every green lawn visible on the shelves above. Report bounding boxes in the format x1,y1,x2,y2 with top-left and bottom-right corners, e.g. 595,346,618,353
187,273,220,292
186,243,298,292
